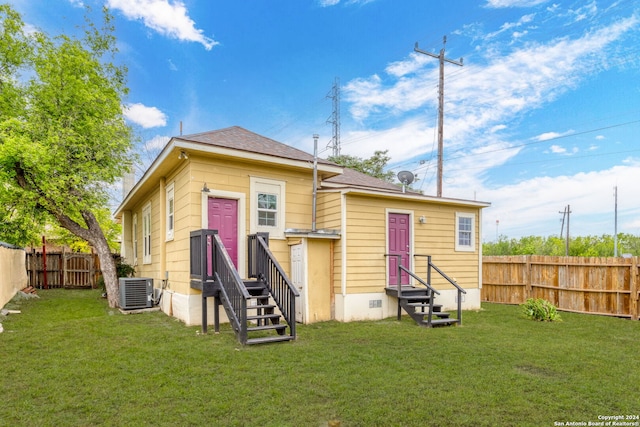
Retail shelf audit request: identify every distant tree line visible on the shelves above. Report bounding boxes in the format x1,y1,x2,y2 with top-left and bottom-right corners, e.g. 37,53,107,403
483,234,640,257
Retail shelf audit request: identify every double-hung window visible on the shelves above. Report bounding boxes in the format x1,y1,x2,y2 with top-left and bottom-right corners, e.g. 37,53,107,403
250,177,285,238
132,213,138,265
257,193,277,226
455,212,475,252
166,183,174,241
142,203,152,264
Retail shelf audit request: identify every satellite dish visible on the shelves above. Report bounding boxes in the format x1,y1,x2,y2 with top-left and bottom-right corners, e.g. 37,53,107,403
397,171,415,185
397,171,415,193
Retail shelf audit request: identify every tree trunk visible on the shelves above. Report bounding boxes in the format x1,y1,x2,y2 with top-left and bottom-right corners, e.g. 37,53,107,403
55,209,120,308
92,231,119,308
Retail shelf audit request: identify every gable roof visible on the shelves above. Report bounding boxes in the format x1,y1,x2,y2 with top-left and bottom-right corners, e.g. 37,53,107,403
115,126,490,217
178,126,337,167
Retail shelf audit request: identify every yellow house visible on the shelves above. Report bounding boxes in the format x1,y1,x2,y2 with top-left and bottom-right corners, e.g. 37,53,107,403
115,126,490,338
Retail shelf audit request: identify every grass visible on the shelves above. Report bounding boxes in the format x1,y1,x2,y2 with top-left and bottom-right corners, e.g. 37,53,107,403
1,289,639,427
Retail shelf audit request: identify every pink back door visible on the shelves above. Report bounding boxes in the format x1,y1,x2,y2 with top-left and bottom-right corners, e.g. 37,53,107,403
388,213,410,286
208,198,238,268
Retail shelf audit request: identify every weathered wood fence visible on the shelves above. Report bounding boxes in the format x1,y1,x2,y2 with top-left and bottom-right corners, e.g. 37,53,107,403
482,256,639,320
26,251,100,289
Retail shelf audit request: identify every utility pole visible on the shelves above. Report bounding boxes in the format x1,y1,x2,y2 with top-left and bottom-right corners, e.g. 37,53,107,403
414,36,463,197
559,205,571,256
326,77,341,157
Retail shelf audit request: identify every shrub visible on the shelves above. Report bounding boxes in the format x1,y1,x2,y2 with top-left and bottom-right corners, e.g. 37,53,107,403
521,298,561,322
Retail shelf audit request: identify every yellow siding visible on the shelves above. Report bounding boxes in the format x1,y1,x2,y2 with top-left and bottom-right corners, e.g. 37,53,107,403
342,194,481,294
127,156,318,295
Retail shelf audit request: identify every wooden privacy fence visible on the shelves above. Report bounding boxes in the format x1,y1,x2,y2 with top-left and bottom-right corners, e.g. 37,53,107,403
26,251,100,289
482,256,639,320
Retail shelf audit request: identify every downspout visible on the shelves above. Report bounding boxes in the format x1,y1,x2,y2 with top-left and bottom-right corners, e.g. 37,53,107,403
312,134,318,232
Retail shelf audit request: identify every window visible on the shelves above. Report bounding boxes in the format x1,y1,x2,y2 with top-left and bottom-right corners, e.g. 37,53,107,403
250,177,285,238
166,183,174,241
455,212,475,252
257,193,277,226
142,203,152,264
132,213,138,265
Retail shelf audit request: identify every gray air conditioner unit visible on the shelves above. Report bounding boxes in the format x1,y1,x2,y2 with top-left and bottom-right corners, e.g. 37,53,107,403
119,277,153,310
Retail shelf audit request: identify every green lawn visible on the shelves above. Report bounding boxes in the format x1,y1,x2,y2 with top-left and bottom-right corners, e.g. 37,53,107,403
1,289,639,427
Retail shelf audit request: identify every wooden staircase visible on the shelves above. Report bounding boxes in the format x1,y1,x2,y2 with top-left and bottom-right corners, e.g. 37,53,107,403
240,280,295,345
190,230,297,346
385,286,460,327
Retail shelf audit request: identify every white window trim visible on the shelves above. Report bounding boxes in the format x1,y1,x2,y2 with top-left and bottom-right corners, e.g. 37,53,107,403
455,212,476,252
132,213,138,266
250,176,286,239
166,182,175,241
142,203,152,264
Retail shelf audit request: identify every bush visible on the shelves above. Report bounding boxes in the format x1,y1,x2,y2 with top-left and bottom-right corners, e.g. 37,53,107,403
521,298,561,322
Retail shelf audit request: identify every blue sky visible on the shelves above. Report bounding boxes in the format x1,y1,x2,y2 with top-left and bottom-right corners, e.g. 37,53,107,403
13,0,640,242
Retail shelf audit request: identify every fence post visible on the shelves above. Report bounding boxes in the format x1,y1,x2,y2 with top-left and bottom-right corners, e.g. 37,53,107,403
631,257,639,321
525,255,532,300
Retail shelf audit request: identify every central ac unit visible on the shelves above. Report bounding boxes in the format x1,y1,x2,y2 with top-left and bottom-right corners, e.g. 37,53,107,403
119,277,153,309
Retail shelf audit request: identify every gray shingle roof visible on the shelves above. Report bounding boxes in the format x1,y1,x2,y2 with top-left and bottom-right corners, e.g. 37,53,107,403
178,126,336,166
179,126,403,193
322,167,404,193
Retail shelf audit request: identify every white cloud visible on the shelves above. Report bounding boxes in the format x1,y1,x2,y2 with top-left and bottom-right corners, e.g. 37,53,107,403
485,0,549,8
143,135,170,152
123,103,167,128
318,0,376,6
344,14,639,145
106,0,218,50
534,130,575,141
549,144,566,154
595,135,605,140
480,161,640,239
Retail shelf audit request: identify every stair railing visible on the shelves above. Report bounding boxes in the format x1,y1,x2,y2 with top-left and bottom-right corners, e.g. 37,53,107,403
212,233,250,344
249,234,299,339
415,255,467,324
385,254,440,321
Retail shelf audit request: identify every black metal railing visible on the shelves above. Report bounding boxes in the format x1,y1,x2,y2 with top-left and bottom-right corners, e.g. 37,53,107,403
212,233,250,343
249,234,298,339
385,254,440,321
415,254,467,324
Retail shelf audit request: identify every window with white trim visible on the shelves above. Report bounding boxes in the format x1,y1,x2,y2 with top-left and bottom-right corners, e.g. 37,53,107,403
257,193,277,226
132,213,138,265
455,212,475,252
250,177,285,238
166,183,174,241
142,203,152,264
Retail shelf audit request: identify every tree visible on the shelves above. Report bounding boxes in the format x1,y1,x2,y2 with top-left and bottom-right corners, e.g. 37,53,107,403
0,5,133,308
328,149,396,182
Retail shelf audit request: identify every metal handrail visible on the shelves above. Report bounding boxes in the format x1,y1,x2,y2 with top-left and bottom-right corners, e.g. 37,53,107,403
212,233,250,343
251,234,299,339
415,254,467,324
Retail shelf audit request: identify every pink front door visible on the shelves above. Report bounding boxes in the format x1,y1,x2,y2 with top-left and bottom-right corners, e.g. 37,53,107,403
208,198,238,268
388,213,410,286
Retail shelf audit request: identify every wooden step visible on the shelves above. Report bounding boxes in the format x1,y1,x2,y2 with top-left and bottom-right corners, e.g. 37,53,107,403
246,335,294,345
400,296,433,303
423,318,459,327
246,303,276,311
247,324,287,333
412,311,451,319
247,313,281,322
406,302,443,310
